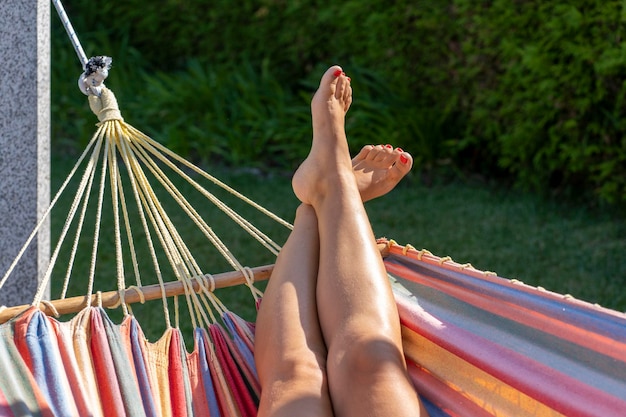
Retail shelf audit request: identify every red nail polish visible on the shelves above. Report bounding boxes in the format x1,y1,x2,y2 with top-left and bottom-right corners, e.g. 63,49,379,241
400,154,409,164
333,69,342,77
385,144,393,149
396,147,403,153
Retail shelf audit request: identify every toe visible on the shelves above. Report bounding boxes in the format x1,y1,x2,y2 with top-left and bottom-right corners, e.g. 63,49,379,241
392,152,413,178
343,79,353,110
353,145,374,164
365,145,382,161
372,145,391,162
335,74,350,101
318,65,343,96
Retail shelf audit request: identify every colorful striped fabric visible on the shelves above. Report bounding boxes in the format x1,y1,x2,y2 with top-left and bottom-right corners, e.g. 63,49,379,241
382,241,626,417
0,306,261,417
1,242,625,416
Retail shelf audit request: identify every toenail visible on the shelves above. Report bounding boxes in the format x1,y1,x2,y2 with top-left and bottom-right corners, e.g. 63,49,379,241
333,69,342,77
400,154,409,164
396,147,403,153
385,144,393,149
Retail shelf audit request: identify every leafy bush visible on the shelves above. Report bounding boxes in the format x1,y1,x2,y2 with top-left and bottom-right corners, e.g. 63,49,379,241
447,1,626,205
52,0,626,206
134,60,311,169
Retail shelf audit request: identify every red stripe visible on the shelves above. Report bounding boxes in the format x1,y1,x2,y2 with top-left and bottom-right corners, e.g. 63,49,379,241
220,323,260,397
48,318,92,416
386,247,626,363
394,288,626,417
209,324,257,417
202,332,231,415
168,330,188,417
186,348,211,417
6,310,56,417
90,309,127,417
11,307,35,371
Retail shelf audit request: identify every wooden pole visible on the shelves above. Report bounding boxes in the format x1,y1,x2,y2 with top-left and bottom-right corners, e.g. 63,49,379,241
0,264,275,324
0,243,391,324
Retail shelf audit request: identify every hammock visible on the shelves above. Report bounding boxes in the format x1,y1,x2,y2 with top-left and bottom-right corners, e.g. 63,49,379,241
1,2,626,416
1,241,625,416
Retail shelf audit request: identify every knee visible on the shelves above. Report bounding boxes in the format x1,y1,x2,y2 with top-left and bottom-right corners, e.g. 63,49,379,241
330,336,406,380
258,352,327,387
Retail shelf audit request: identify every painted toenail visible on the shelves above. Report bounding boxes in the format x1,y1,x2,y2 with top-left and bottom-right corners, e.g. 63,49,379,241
333,69,342,77
396,147,403,153
400,154,409,164
385,144,393,149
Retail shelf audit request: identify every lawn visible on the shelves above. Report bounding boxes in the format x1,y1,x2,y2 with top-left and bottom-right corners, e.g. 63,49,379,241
49,153,626,342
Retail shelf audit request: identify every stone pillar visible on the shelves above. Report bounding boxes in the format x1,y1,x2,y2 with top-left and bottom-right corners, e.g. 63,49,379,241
0,1,51,306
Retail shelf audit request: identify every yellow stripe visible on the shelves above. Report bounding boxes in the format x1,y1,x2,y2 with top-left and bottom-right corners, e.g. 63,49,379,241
402,325,564,417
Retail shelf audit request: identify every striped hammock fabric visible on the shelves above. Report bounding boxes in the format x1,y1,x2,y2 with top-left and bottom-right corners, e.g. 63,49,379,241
383,241,626,417
0,306,259,417
1,241,625,416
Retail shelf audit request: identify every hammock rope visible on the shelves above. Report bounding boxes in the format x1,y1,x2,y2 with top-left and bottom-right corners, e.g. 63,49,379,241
51,0,88,68
0,0,296,327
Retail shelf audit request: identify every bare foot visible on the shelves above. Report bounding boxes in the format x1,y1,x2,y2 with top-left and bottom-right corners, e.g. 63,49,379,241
352,144,413,202
292,65,354,206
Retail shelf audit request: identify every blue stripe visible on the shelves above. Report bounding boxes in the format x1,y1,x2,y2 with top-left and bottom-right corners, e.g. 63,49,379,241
129,317,159,417
388,254,626,341
195,328,221,417
387,259,626,400
25,312,76,416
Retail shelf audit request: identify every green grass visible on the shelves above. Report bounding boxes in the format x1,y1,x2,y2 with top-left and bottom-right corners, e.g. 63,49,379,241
49,152,626,343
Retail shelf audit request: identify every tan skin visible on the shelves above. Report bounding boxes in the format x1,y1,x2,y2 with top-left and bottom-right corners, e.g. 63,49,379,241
254,66,427,417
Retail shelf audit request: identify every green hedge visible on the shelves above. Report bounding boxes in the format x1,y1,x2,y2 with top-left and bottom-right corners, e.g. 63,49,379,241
54,0,626,206
449,1,626,205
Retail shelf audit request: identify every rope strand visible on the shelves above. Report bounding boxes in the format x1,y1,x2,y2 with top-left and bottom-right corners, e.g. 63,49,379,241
51,0,88,68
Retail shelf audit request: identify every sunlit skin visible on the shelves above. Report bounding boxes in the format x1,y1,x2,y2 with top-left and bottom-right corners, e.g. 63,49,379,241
255,66,427,417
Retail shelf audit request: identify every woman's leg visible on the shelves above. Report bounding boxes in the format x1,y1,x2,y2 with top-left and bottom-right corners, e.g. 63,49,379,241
255,204,333,417
255,143,413,417
293,66,426,417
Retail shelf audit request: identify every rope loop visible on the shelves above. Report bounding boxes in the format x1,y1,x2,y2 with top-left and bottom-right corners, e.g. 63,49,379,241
39,300,61,318
417,249,432,261
96,291,103,308
243,267,263,301
202,273,216,292
243,266,255,286
126,285,146,304
402,244,416,255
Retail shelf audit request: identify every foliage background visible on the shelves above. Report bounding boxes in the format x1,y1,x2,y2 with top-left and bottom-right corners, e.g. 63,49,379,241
53,0,626,206
42,0,626,330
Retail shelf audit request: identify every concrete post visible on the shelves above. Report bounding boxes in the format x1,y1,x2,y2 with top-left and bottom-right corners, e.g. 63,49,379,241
0,0,51,306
